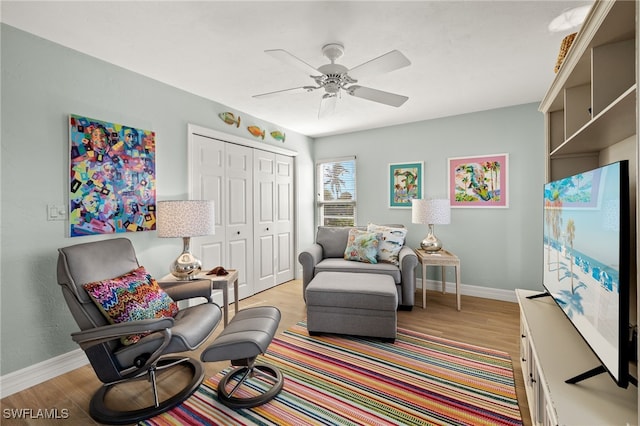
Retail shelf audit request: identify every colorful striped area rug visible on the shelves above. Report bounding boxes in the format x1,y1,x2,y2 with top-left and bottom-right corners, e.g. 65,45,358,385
142,322,522,425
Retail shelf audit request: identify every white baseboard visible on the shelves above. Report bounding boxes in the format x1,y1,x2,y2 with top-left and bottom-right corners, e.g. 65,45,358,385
417,279,518,303
1,280,515,399
0,348,88,399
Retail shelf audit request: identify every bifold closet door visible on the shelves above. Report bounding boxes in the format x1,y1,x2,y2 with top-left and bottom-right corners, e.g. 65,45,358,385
254,152,295,292
225,143,254,300
190,129,294,299
275,154,294,284
253,150,277,293
189,136,254,300
189,135,225,271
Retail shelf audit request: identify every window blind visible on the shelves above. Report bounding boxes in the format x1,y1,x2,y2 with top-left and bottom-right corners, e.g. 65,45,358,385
316,157,356,226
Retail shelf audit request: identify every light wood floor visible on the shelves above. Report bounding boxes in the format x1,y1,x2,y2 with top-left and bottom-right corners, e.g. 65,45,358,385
1,280,531,425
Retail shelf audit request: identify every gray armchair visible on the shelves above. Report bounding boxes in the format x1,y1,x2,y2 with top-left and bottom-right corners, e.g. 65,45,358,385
57,238,222,424
298,226,418,309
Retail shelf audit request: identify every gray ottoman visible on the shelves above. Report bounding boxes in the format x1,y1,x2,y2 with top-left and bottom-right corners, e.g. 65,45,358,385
305,272,398,341
201,307,284,408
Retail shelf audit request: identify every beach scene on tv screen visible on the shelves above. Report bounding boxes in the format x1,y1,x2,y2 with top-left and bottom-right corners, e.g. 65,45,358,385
543,163,621,377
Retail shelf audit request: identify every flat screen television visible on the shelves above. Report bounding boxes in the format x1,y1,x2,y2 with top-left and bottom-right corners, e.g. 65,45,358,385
541,160,634,388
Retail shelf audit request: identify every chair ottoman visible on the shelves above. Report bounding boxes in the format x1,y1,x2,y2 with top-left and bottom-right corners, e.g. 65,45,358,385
305,271,397,341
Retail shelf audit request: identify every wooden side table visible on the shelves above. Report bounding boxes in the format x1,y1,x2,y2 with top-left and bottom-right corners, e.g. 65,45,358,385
414,248,461,311
160,269,239,326
206,269,239,327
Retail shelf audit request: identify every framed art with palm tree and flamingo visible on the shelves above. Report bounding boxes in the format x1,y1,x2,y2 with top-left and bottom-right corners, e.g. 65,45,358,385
389,162,423,208
448,153,508,208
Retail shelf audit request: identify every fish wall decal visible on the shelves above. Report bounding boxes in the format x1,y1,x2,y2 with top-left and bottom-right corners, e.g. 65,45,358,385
247,126,265,140
218,112,241,128
270,131,286,143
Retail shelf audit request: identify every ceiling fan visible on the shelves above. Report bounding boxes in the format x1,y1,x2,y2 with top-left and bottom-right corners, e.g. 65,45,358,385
252,43,411,118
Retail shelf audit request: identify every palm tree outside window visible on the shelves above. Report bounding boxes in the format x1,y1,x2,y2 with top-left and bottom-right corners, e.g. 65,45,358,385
316,157,356,226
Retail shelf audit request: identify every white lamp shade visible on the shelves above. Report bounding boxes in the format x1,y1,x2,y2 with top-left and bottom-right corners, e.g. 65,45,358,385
156,200,215,237
412,199,451,225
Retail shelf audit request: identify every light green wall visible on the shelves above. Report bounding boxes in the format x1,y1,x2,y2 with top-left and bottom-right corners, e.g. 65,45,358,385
0,24,314,375
314,103,545,292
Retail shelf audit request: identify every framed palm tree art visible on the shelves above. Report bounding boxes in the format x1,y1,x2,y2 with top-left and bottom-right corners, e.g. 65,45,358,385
448,153,509,208
389,162,423,208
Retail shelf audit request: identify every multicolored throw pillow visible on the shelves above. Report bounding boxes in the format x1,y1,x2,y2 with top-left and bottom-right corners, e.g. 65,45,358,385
83,266,179,345
344,229,382,264
367,223,408,266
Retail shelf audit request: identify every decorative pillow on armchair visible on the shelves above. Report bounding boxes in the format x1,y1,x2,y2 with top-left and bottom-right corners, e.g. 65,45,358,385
83,266,179,345
367,223,408,266
344,229,382,264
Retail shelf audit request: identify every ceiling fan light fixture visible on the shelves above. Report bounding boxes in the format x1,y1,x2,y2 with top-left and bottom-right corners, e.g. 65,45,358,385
318,93,338,119
325,82,341,94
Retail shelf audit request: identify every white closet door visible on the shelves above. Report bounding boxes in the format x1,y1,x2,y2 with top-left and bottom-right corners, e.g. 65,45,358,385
275,154,295,283
189,135,225,270
225,143,254,299
188,124,296,301
253,150,277,293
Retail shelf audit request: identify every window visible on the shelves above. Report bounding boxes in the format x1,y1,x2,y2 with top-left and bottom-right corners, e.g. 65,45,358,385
316,157,356,226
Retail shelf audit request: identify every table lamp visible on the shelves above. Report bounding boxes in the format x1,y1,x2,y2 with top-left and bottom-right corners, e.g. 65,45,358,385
157,200,215,279
412,199,451,252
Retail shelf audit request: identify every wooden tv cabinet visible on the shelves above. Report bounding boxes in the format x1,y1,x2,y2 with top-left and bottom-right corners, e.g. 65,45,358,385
517,289,637,425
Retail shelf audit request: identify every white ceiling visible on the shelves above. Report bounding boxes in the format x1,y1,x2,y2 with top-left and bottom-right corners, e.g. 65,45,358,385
1,1,593,138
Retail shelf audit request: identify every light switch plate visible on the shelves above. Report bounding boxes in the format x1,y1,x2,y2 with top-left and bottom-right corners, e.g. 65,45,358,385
47,204,68,221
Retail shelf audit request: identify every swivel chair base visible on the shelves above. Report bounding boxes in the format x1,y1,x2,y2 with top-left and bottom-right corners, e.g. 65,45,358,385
89,356,204,425
218,362,284,409
201,306,284,409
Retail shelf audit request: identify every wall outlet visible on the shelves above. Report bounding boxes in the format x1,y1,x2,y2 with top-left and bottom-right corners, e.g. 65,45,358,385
47,204,68,221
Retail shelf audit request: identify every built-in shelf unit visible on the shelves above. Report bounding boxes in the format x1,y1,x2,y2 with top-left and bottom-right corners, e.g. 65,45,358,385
519,0,639,424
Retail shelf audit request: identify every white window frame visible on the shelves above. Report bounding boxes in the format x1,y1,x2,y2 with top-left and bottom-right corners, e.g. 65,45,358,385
316,156,357,227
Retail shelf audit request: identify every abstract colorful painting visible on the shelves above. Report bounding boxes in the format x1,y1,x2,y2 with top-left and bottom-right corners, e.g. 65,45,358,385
68,114,156,237
449,153,508,208
389,162,423,208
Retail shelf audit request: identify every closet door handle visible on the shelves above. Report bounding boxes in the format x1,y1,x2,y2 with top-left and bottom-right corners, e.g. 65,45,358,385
266,227,269,231
237,231,240,235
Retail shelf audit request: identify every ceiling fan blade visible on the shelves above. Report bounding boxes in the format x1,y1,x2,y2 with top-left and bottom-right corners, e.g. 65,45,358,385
348,50,411,81
265,49,320,76
347,85,408,107
318,94,337,119
252,86,316,99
